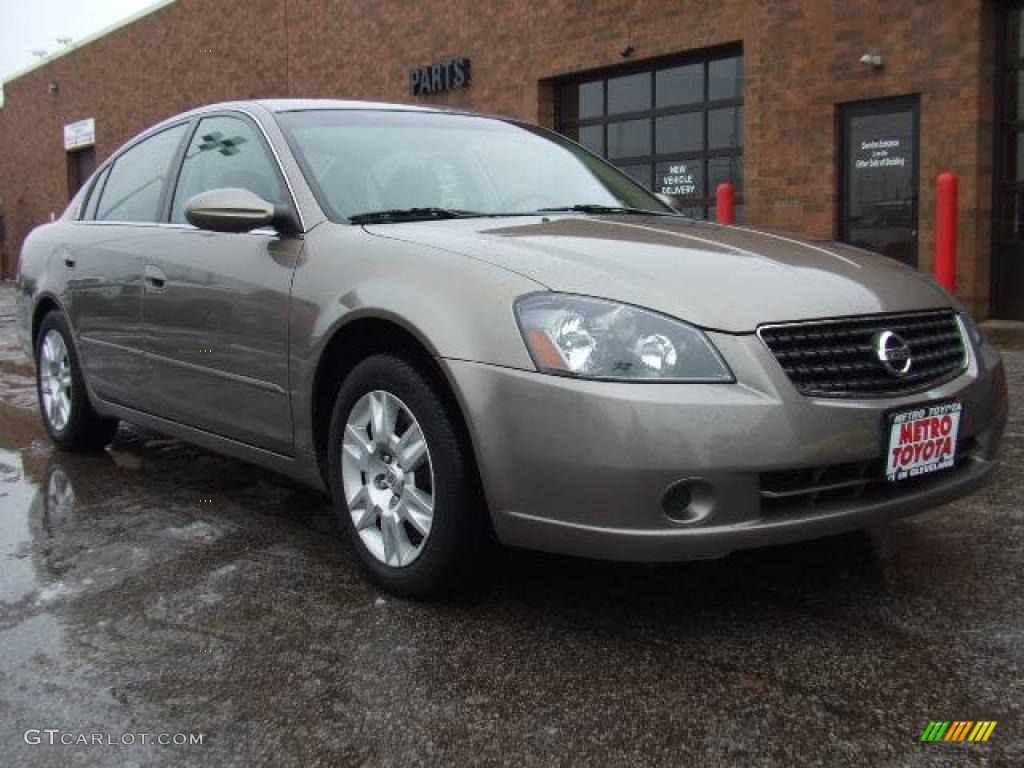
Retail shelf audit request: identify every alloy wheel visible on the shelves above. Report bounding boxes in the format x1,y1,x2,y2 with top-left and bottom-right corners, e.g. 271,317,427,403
40,330,72,432
340,390,435,567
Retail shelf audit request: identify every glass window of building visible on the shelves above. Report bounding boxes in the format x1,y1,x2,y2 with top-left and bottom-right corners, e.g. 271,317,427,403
557,49,743,219
994,2,1024,317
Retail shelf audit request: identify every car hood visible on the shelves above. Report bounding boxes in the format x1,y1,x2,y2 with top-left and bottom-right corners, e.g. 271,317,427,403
365,214,955,333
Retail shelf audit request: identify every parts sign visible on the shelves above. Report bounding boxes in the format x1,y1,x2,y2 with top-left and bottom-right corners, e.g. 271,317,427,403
410,58,471,96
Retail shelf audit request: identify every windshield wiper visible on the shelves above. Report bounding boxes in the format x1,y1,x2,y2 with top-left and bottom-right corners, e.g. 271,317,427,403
348,207,487,224
349,205,673,224
536,204,676,216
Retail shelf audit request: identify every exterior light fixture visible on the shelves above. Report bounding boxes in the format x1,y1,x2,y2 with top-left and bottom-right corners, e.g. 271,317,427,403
859,53,884,69
620,31,635,58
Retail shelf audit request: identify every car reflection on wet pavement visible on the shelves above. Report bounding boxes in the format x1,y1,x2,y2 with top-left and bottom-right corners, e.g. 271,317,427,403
0,282,1021,767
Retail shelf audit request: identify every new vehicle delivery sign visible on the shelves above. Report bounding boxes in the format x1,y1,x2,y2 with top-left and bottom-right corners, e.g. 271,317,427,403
885,402,961,482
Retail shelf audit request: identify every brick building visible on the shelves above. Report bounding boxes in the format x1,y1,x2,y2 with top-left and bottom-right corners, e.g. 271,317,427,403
0,0,1020,317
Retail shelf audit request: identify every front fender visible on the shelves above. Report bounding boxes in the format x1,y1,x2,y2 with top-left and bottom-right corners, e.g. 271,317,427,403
289,224,544,451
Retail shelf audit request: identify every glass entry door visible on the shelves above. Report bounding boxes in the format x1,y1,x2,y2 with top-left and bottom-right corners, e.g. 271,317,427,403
839,97,919,266
994,2,1024,319
66,146,96,201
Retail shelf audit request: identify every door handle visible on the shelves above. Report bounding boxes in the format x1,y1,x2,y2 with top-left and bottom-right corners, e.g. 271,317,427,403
64,255,76,268
144,265,167,291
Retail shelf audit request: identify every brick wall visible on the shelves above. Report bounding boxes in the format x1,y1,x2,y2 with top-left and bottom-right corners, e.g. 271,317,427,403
0,0,998,316
0,0,288,279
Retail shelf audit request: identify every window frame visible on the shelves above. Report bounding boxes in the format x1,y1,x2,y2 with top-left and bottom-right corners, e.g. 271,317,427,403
85,121,192,225
77,157,117,222
164,110,296,228
81,164,112,221
556,45,743,218
996,4,1024,242
75,108,304,232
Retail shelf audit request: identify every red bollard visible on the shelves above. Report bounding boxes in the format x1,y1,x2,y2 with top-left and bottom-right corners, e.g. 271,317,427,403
935,171,958,292
716,182,735,225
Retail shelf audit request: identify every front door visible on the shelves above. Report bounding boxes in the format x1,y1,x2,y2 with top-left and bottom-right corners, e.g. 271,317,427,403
839,97,920,266
142,113,298,454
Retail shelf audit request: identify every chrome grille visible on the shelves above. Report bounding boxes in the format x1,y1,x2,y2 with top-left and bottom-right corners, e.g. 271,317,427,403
758,310,967,397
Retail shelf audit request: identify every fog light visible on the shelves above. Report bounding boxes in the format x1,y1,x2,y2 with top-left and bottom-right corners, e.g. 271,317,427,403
662,482,692,519
661,479,714,524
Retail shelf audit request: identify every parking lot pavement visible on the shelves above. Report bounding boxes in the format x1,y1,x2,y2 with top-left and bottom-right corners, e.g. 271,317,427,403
0,280,1021,767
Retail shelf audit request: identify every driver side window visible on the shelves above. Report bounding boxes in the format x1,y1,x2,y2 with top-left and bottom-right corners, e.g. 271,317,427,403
171,115,284,225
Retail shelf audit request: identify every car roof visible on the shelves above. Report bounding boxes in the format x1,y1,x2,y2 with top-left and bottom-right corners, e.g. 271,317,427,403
254,98,442,113
141,99,478,135
167,99,444,120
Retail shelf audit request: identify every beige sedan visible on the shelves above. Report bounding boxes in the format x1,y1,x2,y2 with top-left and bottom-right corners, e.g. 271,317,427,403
16,100,1007,596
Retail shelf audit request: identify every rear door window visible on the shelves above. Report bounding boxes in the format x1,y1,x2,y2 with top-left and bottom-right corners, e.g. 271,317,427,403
82,165,111,220
95,123,188,223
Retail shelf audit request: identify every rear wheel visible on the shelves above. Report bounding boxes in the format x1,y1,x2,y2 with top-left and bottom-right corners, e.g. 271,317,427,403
35,311,118,451
327,354,484,597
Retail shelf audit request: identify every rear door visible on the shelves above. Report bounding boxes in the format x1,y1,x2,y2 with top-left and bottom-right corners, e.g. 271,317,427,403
140,113,300,454
65,122,190,408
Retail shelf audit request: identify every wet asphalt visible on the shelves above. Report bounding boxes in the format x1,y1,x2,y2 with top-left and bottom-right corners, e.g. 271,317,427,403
0,281,1021,767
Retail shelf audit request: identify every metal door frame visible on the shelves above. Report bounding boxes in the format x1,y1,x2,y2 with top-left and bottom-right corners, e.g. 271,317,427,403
993,0,1024,318
837,95,921,266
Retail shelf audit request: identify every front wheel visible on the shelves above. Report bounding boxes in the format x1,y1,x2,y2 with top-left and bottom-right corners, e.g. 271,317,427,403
35,310,118,451
327,354,485,597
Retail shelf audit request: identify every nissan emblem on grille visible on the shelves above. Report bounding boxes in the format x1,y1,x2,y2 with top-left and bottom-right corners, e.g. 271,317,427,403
757,310,967,397
873,330,913,376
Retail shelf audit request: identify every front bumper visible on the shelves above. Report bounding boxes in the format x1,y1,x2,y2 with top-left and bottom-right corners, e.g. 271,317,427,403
443,332,1007,562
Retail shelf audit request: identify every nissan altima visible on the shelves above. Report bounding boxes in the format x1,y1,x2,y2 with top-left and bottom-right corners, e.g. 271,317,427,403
15,100,1007,596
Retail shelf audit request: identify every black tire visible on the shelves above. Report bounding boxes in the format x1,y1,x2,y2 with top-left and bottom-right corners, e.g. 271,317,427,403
35,310,119,452
327,354,486,598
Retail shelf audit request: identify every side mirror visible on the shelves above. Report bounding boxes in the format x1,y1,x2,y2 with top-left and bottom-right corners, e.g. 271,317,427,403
185,188,287,234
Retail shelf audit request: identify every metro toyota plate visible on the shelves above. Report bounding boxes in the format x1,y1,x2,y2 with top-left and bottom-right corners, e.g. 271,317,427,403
885,402,962,482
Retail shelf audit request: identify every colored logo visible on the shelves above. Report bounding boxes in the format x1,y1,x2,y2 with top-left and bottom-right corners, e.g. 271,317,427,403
920,721,997,742
873,330,913,376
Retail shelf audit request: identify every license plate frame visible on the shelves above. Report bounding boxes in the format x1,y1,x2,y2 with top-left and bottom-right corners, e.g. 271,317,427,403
883,400,962,483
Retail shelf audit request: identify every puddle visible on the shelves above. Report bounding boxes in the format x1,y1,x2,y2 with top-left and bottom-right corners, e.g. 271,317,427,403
0,613,65,670
0,448,46,605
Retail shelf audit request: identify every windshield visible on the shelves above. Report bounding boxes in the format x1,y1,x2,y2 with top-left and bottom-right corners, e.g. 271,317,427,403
274,110,673,221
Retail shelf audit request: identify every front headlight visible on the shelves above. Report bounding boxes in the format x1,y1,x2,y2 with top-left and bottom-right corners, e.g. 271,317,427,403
515,294,734,382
